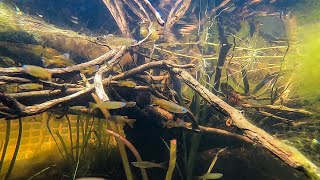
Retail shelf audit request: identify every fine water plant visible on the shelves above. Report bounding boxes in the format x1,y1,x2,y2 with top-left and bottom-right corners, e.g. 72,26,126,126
43,113,112,179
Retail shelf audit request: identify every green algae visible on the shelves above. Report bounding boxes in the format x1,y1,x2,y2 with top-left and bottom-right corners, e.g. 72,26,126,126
289,23,320,101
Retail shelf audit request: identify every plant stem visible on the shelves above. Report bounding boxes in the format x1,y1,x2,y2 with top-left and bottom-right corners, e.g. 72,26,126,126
165,139,177,180
0,120,10,173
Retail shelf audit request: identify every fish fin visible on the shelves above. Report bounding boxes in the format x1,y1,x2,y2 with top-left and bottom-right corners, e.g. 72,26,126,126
159,162,167,169
162,122,167,128
150,95,157,104
126,119,136,128
65,59,75,66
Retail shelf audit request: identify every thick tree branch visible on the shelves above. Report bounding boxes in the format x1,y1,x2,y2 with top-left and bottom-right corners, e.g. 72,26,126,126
171,68,320,179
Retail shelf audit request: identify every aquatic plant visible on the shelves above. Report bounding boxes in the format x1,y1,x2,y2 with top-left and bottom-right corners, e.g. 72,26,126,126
4,118,22,180
165,139,177,180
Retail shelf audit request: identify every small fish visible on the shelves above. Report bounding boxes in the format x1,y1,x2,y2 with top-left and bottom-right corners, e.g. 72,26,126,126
71,16,78,20
15,5,22,15
36,12,43,18
108,115,136,128
81,66,97,75
69,106,88,113
42,53,74,67
103,34,136,46
132,161,166,169
70,19,79,24
179,24,197,36
125,101,136,107
197,173,223,179
118,80,136,88
18,83,43,90
0,56,16,66
23,65,52,81
163,119,188,129
150,95,187,113
89,101,126,111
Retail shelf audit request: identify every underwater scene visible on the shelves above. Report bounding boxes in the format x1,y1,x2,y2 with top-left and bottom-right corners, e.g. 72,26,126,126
0,0,319,179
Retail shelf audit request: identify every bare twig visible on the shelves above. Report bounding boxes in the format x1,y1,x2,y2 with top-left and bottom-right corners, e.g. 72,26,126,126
0,76,31,83
165,0,192,29
140,0,165,25
122,0,148,22
0,49,120,75
2,61,194,119
6,88,82,99
102,0,132,37
94,46,128,101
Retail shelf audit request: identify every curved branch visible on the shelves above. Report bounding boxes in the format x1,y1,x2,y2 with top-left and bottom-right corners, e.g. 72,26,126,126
94,46,128,101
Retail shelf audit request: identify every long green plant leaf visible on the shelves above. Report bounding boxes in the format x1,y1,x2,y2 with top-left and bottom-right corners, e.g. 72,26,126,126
0,120,10,173
5,118,22,180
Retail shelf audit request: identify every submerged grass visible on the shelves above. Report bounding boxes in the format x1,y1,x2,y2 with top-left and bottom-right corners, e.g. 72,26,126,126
42,111,114,178
27,165,56,180
4,118,22,180
92,93,133,180
0,120,10,174
46,113,65,159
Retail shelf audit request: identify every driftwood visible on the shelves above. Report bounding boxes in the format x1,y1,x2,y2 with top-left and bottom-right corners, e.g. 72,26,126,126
171,68,320,179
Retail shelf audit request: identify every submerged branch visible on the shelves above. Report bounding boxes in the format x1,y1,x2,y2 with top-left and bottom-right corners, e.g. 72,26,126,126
0,49,119,76
94,46,128,101
171,68,320,179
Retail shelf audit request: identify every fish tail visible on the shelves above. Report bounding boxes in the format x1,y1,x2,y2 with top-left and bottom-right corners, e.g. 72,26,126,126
65,59,75,66
159,162,167,169
118,81,124,87
89,102,97,112
150,95,157,104
126,119,136,128
47,71,52,81
42,57,50,67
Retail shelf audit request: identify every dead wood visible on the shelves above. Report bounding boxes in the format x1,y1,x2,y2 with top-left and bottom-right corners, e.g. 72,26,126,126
171,68,320,179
